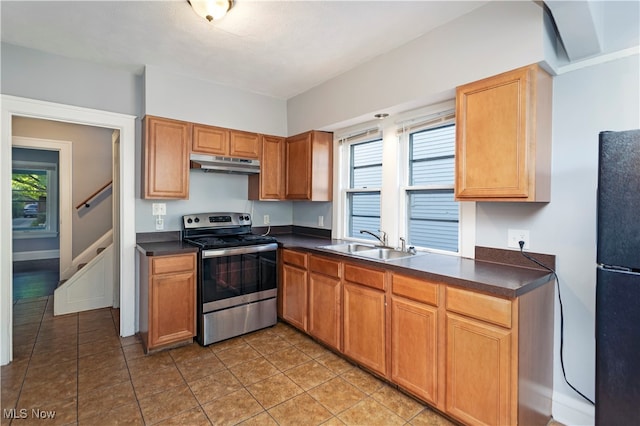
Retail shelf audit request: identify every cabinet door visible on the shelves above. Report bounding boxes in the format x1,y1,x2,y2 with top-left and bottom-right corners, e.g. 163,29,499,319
281,263,308,331
455,64,550,201
143,116,190,199
285,132,312,200
343,282,386,376
192,124,229,155
445,313,513,426
391,297,438,405
308,272,341,350
249,135,285,200
230,130,260,159
149,270,196,348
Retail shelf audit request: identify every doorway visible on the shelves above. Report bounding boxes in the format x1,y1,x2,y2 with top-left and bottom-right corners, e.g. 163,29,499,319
12,144,62,300
1,95,137,366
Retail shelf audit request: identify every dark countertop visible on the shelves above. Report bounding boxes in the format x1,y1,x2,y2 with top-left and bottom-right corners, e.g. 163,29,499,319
276,234,553,298
136,240,198,256
136,232,553,298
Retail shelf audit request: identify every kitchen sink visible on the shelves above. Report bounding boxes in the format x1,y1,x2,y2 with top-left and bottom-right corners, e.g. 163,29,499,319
356,247,417,261
317,244,422,262
317,243,377,253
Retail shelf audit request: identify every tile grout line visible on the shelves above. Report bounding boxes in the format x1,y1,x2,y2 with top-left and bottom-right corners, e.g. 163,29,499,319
9,297,49,426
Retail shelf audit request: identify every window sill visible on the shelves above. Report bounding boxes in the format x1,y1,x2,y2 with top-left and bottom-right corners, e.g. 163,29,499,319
12,231,59,240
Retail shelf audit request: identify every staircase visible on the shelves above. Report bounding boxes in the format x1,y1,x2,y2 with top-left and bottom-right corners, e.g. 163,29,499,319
54,234,115,316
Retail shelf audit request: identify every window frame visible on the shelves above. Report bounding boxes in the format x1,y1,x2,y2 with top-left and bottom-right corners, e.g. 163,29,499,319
333,100,475,258
12,159,59,239
344,137,383,242
400,118,460,254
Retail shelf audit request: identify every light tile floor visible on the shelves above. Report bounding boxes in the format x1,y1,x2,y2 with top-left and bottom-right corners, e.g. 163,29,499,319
2,296,457,426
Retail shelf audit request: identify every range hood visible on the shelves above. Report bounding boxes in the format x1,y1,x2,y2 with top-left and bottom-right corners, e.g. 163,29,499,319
190,153,260,175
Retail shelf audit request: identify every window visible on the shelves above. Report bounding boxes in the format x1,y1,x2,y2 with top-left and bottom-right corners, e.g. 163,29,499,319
346,138,383,240
406,123,459,252
12,160,58,237
335,101,469,256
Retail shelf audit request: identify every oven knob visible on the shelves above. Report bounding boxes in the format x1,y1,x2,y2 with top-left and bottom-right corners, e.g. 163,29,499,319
244,215,250,221
187,218,193,224
194,217,200,223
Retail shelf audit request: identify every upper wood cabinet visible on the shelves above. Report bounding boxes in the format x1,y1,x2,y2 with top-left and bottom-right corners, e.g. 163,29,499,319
248,135,286,200
230,130,260,159
192,124,229,156
192,124,260,160
143,116,190,199
455,64,552,202
285,130,333,201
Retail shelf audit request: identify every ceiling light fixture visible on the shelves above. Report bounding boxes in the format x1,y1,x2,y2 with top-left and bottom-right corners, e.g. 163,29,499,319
188,0,234,22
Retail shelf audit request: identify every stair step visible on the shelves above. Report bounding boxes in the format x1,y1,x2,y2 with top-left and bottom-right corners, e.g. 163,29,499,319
58,279,68,288
78,263,87,271
97,247,106,255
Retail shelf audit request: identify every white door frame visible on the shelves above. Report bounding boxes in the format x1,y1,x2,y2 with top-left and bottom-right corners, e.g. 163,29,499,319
12,136,73,277
1,95,137,365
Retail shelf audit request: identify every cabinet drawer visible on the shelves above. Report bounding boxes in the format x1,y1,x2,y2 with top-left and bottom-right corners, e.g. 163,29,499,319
392,274,439,306
282,249,307,268
309,256,340,278
446,287,512,328
152,253,195,275
344,263,385,291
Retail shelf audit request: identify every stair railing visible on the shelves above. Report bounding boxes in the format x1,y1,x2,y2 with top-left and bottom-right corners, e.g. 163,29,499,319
76,180,112,210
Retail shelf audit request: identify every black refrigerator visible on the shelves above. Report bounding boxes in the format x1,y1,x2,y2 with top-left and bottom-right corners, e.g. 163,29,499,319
596,129,640,424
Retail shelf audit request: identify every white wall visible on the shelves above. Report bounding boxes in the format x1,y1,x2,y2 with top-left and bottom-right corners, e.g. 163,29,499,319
135,171,293,232
1,43,141,116
287,1,547,135
284,0,551,243
477,53,639,424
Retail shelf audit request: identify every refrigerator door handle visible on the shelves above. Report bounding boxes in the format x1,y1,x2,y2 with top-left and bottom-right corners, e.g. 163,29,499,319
600,264,633,272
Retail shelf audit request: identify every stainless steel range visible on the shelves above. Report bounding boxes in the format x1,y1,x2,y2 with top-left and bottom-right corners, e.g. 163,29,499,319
182,212,278,346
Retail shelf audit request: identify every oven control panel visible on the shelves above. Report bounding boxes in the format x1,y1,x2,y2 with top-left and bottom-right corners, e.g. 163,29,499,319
183,212,251,229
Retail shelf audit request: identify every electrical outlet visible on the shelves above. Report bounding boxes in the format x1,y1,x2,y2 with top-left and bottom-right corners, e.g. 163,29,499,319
263,215,270,225
152,203,166,216
318,215,324,227
508,229,530,249
155,217,164,230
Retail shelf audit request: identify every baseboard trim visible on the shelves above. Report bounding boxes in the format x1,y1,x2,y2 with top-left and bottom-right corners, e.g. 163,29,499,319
552,390,595,426
12,250,60,261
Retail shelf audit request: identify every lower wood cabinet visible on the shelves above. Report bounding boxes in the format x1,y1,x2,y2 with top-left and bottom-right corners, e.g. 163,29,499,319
277,248,553,425
139,252,196,352
390,274,439,406
445,313,513,426
280,249,308,331
342,263,387,376
308,255,342,350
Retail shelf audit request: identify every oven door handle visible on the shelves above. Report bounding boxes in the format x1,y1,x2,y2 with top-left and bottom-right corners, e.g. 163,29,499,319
201,243,278,258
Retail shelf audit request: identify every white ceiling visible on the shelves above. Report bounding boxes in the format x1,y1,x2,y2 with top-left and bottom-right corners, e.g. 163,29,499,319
0,0,490,100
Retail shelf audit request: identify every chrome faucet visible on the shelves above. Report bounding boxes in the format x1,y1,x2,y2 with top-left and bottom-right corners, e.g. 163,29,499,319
399,237,406,252
360,229,388,247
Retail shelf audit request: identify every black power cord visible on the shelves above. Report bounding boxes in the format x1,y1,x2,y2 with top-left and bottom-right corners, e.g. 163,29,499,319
518,240,595,406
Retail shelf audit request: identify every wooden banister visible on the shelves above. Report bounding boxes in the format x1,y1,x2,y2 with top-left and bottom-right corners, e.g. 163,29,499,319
76,180,113,210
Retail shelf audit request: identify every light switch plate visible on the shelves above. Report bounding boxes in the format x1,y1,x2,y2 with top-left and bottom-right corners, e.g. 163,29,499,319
152,203,166,216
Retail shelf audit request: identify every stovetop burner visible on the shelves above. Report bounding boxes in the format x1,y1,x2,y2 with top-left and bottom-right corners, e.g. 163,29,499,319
184,234,277,250
181,212,277,250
